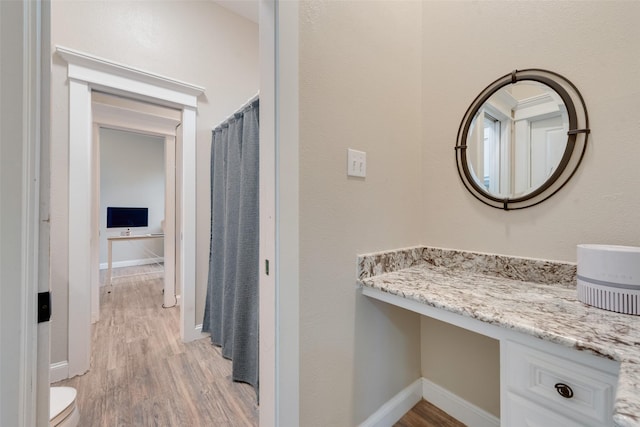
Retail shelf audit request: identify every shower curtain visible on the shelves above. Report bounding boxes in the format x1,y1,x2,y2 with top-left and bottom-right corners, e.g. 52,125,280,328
202,98,259,394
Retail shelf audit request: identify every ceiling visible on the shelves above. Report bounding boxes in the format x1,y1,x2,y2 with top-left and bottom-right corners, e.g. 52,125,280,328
213,0,258,23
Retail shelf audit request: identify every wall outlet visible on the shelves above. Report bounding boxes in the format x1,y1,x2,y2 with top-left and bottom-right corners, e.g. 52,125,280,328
347,148,366,178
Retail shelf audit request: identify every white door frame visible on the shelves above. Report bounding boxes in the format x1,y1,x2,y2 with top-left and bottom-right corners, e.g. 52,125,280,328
57,46,204,376
1,0,49,426
259,1,300,425
91,97,180,319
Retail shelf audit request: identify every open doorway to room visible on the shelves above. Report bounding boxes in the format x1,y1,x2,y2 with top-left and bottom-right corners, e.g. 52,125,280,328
51,12,270,417
97,128,168,304
90,92,181,322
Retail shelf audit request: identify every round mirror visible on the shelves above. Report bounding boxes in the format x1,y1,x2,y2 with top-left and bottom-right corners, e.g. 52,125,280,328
456,69,590,210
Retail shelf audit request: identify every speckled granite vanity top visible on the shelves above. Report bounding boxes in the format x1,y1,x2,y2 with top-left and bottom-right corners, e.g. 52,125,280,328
357,246,640,427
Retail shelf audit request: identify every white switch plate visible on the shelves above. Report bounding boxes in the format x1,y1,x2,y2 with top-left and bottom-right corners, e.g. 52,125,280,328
347,148,366,178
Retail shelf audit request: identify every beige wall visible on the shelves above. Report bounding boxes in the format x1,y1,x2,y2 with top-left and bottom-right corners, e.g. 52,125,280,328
420,1,640,415
421,317,500,417
50,1,258,364
299,1,424,425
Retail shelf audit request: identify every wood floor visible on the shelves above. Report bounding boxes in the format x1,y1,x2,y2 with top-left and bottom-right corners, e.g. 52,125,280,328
54,265,258,426
394,399,466,427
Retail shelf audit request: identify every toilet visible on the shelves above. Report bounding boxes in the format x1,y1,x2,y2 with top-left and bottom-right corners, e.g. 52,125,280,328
50,387,79,427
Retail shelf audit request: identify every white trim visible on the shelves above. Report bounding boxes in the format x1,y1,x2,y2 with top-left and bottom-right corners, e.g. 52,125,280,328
194,324,210,338
422,378,500,427
178,107,199,343
49,361,69,384
57,46,205,378
361,287,505,341
358,379,423,427
91,124,100,323
358,378,500,427
56,46,204,107
99,257,164,270
258,1,277,426
21,1,42,425
0,1,44,424
67,78,93,377
163,135,176,309
272,1,301,426
93,102,180,137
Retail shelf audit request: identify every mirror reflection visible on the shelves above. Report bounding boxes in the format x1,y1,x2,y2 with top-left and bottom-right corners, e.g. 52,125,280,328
466,81,569,198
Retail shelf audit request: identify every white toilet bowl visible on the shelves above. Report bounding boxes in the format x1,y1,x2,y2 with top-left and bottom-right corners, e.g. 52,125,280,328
50,387,79,427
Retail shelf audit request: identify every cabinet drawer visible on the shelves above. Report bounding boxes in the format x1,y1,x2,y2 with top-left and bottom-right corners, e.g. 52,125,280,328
503,392,585,427
504,340,617,426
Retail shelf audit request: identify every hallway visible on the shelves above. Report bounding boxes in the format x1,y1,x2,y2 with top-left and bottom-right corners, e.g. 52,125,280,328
54,265,258,426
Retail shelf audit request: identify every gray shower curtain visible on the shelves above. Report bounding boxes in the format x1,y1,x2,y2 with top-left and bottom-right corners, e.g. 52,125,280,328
203,98,259,394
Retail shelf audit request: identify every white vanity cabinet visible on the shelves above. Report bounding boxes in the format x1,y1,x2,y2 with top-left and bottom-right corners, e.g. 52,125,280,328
502,338,619,427
358,247,640,426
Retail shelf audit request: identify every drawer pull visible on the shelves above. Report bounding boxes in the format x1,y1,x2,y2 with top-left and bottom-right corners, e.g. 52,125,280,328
554,383,574,399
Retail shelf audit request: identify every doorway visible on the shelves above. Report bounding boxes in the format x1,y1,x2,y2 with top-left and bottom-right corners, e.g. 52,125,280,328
91,92,181,320
57,46,204,377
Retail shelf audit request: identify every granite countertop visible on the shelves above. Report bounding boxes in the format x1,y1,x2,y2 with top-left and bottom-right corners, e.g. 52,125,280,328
357,246,640,427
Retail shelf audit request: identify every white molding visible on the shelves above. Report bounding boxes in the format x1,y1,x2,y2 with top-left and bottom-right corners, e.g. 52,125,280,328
259,1,277,426
268,1,300,426
178,107,197,344
49,361,69,384
163,135,176,309
1,1,45,425
91,124,101,324
67,78,93,377
422,378,500,427
358,379,423,427
56,46,204,107
99,257,164,271
192,324,210,340
358,377,500,427
93,102,180,137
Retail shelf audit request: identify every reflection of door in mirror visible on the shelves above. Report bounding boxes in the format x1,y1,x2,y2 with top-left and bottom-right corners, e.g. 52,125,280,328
513,94,568,196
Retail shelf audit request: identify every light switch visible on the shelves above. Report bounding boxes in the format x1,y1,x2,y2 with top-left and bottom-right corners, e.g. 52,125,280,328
347,148,366,178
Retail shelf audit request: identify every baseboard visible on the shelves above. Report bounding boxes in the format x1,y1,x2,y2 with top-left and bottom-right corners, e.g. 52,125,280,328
50,361,69,384
183,323,210,342
358,378,423,427
422,378,500,427
99,257,164,270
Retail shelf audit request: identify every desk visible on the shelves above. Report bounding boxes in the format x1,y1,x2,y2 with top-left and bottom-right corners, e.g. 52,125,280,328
106,234,164,291
357,246,638,427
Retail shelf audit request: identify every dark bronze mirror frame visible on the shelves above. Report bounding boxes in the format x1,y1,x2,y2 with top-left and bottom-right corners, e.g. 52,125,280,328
455,69,590,210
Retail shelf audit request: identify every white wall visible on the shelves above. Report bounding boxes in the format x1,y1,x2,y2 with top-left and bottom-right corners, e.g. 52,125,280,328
99,128,165,268
420,0,640,415
50,1,259,364
298,1,423,425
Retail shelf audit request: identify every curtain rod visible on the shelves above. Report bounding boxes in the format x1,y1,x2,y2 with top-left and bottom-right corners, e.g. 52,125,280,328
213,91,260,130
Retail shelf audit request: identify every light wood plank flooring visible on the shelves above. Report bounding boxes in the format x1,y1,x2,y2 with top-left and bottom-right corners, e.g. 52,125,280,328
54,265,258,426
394,399,466,427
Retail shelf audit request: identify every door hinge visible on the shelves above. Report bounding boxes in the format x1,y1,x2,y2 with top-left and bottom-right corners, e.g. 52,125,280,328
38,292,51,323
